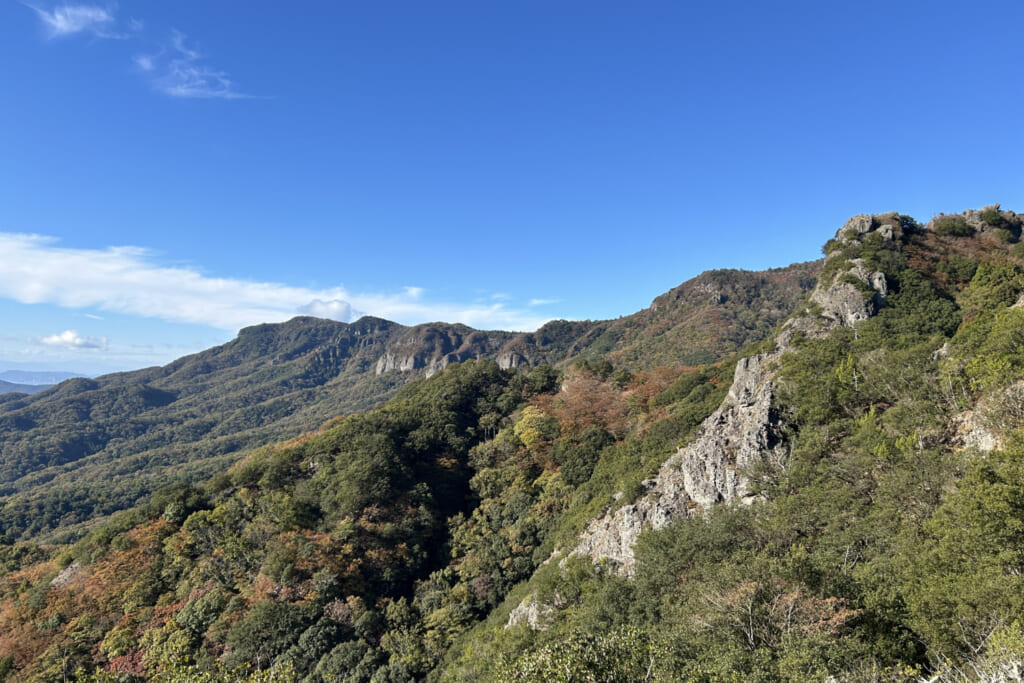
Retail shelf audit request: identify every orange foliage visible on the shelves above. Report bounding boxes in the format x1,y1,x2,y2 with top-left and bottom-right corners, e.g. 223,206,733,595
84,520,174,605
548,374,627,437
0,616,49,668
107,650,145,676
628,366,689,404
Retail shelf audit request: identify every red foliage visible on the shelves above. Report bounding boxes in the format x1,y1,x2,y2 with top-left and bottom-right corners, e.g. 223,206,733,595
107,650,146,676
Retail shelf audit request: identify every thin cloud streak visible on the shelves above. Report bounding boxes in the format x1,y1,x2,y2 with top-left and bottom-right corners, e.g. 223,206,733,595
143,30,252,99
0,234,551,332
27,5,250,99
30,3,117,38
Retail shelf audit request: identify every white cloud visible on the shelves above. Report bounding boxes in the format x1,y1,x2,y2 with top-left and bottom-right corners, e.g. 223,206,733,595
298,299,360,321
529,298,560,306
27,6,247,99
39,329,107,349
147,30,250,99
0,233,552,332
31,4,116,38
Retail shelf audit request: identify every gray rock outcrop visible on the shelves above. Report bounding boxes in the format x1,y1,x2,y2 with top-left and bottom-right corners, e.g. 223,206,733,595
496,351,527,370
567,214,896,577
507,213,896,628
810,258,888,328
571,350,785,576
506,596,556,630
375,352,452,377
841,214,875,238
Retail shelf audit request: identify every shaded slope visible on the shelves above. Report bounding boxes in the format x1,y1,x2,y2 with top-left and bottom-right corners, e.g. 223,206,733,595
0,263,818,540
446,205,1024,681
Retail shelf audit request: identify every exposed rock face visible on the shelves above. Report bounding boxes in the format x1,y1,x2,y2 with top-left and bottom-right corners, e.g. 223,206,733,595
569,214,893,576
961,208,987,232
810,258,888,328
571,350,785,576
496,351,527,370
507,213,898,628
375,352,454,377
373,325,496,377
506,596,555,630
956,412,999,452
841,214,875,238
954,381,1024,452
50,562,83,588
375,353,421,375
837,214,898,244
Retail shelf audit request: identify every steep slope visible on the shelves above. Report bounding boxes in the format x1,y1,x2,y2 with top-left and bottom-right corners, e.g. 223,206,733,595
450,206,1024,681
566,219,892,575
599,261,821,367
0,361,552,681
0,264,817,541
2,207,1024,682
495,262,821,370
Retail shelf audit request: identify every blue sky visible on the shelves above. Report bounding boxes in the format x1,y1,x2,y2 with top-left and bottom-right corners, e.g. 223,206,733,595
2,1,1022,375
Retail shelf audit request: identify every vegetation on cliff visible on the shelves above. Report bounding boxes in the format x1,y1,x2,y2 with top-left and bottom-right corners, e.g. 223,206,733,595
1,207,1023,681
0,266,816,543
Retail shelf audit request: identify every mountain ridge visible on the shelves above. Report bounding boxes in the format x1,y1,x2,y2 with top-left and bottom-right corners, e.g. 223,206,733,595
2,207,1024,681
0,262,819,540
0,381,51,396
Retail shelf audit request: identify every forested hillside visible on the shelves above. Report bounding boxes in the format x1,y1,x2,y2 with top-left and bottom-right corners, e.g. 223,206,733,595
0,265,816,542
1,206,1023,682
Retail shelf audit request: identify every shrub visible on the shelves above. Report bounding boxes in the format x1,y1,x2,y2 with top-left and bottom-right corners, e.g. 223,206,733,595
994,228,1015,243
936,255,978,285
552,427,614,486
933,215,974,237
981,206,1007,229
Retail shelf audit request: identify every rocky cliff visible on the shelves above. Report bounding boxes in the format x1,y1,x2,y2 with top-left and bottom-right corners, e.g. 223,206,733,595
569,352,784,576
506,216,893,629
0,264,818,542
561,215,895,581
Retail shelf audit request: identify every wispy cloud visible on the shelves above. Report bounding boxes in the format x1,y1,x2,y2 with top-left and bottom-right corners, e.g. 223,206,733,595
0,234,551,332
529,298,560,306
139,30,251,99
39,329,107,349
133,53,155,71
30,3,119,38
27,6,250,99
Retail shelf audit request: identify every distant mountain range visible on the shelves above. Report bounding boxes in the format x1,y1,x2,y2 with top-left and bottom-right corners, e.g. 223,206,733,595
0,380,51,395
0,371,86,396
0,262,818,540
3,208,1024,681
0,370,85,386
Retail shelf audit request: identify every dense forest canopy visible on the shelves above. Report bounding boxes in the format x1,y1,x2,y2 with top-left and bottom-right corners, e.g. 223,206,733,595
0,207,1023,682
0,265,817,544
